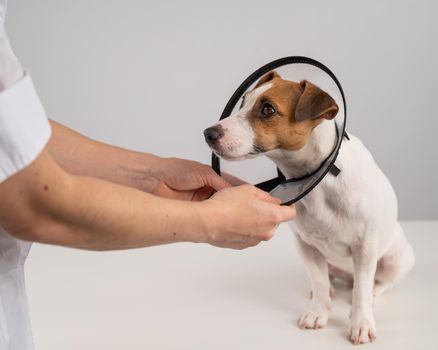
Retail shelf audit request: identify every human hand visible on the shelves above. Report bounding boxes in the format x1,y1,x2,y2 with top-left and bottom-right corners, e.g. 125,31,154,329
150,157,243,201
196,184,296,249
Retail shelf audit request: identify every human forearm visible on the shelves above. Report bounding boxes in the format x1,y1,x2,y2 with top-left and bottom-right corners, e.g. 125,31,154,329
39,175,204,250
48,120,162,192
0,150,205,250
48,120,235,201
0,149,296,251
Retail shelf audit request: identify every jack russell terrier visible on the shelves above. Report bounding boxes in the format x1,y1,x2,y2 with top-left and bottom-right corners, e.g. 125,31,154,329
203,71,414,345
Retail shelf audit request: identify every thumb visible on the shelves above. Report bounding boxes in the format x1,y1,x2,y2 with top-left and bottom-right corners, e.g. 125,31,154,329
253,187,282,205
202,168,232,191
271,204,297,223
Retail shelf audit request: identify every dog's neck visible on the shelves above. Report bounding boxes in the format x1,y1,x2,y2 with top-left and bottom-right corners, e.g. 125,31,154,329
265,120,337,179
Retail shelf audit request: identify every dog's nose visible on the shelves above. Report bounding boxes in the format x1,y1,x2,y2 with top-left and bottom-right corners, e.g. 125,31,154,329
204,125,224,145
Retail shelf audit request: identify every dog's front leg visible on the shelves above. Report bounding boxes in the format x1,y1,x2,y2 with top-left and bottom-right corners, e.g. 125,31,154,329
295,234,332,330
350,241,378,344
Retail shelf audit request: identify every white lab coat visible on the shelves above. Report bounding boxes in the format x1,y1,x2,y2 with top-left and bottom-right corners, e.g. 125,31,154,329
0,0,51,348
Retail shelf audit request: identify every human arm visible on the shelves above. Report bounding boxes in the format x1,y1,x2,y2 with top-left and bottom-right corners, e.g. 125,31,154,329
48,120,237,200
0,149,296,250
0,2,296,251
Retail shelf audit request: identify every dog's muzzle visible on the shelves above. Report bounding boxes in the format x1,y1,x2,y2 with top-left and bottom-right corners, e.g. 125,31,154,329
203,125,224,146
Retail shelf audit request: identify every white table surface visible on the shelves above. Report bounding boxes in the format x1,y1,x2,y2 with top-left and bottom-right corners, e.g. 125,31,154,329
25,221,438,350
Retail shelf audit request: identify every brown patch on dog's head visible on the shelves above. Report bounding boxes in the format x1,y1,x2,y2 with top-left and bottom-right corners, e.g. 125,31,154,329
295,80,339,122
246,72,338,152
253,71,280,89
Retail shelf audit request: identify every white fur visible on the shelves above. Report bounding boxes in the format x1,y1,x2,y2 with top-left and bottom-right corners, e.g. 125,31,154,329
209,92,415,344
274,121,414,343
213,83,272,160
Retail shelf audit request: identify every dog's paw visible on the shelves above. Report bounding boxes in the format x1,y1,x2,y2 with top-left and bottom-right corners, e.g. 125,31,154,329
349,313,376,345
298,309,329,329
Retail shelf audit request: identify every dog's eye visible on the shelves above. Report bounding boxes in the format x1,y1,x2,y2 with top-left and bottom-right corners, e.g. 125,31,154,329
260,103,276,117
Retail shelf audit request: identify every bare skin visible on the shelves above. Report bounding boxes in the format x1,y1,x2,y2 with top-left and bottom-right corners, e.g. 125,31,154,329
48,120,241,200
0,121,296,251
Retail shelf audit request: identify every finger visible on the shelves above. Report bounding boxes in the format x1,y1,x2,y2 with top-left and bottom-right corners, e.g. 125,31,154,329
252,187,282,204
272,204,297,223
221,172,247,186
153,181,182,200
260,228,276,241
192,186,215,201
230,238,261,250
202,168,232,191
243,239,262,248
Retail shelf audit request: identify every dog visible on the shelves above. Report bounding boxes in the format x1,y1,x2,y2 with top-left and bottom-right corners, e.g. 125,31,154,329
203,71,414,345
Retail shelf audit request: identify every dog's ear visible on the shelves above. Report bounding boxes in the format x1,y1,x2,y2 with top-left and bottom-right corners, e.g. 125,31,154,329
254,71,280,89
295,80,338,122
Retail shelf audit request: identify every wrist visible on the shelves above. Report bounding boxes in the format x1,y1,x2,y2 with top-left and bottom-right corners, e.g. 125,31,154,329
153,199,212,245
190,200,222,244
118,152,165,193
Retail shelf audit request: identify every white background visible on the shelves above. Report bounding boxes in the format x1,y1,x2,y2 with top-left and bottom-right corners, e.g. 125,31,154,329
6,0,438,219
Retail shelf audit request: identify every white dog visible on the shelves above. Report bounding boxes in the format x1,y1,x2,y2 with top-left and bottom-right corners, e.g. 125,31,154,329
204,71,414,345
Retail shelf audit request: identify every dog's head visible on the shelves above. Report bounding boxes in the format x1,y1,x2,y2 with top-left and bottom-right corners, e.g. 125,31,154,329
204,71,339,160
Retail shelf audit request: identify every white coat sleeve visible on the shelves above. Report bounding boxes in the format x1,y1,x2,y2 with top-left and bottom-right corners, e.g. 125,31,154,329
0,0,51,183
